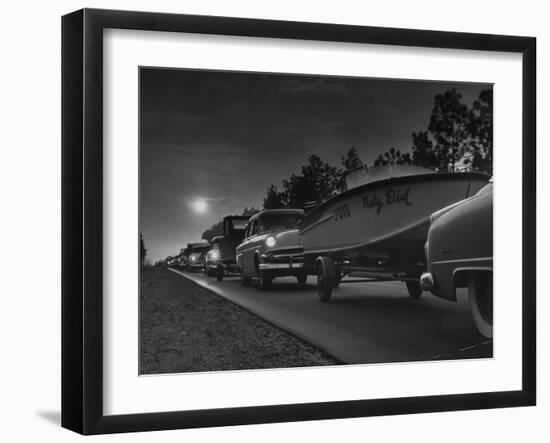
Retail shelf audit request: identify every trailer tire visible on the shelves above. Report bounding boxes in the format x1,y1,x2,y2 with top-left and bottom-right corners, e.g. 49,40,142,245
317,256,336,303
406,280,423,298
296,272,307,286
468,273,493,339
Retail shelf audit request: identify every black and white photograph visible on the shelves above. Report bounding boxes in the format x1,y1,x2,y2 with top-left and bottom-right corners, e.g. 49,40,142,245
139,68,494,375
1,0,546,438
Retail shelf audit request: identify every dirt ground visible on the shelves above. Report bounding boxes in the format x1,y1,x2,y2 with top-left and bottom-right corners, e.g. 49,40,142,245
140,266,339,374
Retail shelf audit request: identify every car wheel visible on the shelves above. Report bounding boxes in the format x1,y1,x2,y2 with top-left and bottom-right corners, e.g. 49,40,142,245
406,280,423,299
259,270,272,290
317,256,336,302
468,273,493,339
216,265,224,282
296,272,307,285
240,269,251,287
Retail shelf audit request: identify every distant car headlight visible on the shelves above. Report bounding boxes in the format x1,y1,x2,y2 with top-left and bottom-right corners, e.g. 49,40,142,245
210,250,219,260
266,236,276,248
191,256,196,261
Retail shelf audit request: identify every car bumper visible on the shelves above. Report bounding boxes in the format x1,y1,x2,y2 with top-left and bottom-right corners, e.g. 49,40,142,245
428,257,492,301
259,253,305,271
259,262,304,270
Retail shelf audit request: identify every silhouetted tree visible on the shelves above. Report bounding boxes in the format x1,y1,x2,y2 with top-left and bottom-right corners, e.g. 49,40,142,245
427,88,474,171
410,131,437,168
201,223,222,242
263,185,285,209
468,89,493,173
373,88,493,173
280,155,343,208
341,147,364,173
140,233,147,265
241,207,260,216
374,147,412,166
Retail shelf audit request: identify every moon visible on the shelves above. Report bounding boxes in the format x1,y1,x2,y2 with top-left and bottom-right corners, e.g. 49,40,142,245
191,198,209,214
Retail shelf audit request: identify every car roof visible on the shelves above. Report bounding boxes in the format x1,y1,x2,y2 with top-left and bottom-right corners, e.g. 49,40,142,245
188,241,209,247
223,215,250,221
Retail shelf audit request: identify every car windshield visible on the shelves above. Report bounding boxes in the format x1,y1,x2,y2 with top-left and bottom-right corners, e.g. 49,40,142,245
231,218,248,230
258,213,302,232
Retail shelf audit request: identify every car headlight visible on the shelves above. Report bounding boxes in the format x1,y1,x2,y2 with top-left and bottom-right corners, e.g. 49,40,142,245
191,256,196,261
210,250,219,260
265,236,276,248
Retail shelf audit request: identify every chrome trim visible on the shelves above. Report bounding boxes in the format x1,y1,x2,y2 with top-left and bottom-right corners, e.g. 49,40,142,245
270,254,304,260
259,263,304,270
430,257,492,266
420,272,434,291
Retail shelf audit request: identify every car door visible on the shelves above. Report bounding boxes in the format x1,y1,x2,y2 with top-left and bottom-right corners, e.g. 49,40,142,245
237,220,253,273
243,219,262,276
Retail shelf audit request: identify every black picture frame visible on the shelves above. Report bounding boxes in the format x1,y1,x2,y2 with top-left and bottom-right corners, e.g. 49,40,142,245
62,8,536,435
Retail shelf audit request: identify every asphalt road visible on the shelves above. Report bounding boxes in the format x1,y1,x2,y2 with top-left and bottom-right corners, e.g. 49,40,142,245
169,268,491,364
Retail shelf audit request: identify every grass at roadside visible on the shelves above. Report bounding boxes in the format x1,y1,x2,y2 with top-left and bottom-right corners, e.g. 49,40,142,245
140,266,339,374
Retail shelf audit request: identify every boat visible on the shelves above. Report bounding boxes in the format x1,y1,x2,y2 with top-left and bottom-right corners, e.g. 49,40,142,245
299,165,490,269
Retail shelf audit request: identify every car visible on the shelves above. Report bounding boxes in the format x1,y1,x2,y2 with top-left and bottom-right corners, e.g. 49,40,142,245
236,209,308,289
177,247,190,269
186,241,210,272
165,256,176,267
204,235,223,277
420,181,493,338
205,216,250,281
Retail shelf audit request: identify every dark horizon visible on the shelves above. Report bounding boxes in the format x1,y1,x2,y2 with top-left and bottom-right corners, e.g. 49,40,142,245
140,67,490,262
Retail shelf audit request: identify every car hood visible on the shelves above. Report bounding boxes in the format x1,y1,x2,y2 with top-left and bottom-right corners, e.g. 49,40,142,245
266,229,301,251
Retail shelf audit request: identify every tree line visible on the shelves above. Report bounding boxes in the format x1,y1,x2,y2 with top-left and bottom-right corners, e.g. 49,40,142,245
264,87,492,211
199,87,492,241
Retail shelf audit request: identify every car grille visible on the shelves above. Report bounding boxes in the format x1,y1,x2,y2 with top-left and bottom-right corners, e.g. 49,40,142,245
264,247,304,264
269,247,303,256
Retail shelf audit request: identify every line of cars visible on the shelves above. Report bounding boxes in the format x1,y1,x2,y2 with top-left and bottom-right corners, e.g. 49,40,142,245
169,166,493,339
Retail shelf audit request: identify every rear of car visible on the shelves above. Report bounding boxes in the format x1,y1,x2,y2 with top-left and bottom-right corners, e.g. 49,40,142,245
421,183,493,338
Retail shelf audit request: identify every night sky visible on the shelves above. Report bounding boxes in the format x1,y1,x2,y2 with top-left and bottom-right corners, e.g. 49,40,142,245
140,68,490,262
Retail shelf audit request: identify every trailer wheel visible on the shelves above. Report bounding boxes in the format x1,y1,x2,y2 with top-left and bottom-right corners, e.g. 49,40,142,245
216,265,224,281
406,280,423,298
317,256,336,303
240,269,251,287
469,274,493,339
259,270,272,290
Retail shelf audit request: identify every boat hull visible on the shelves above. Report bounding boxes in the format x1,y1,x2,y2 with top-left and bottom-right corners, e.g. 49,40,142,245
299,172,490,266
